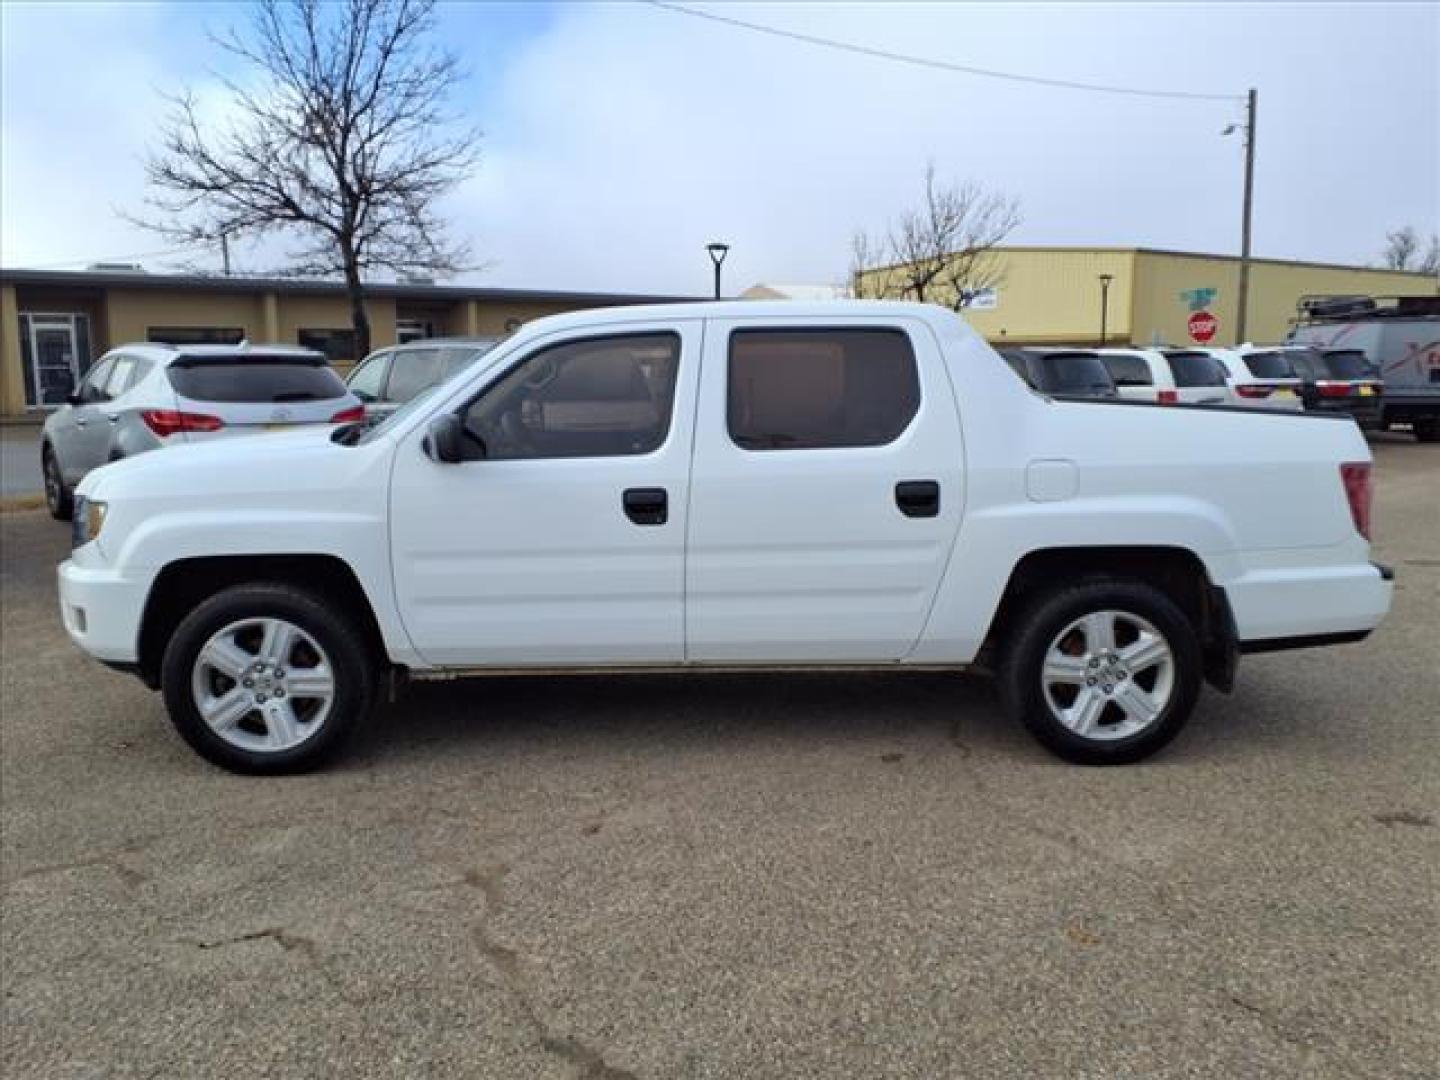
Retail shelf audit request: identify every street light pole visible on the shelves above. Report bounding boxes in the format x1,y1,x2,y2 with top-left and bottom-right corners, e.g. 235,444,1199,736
1235,87,1257,345
705,242,730,300
1098,273,1114,346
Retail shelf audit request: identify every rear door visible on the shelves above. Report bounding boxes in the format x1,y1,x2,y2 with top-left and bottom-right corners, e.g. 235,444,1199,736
1163,351,1229,406
685,317,964,662
164,353,355,439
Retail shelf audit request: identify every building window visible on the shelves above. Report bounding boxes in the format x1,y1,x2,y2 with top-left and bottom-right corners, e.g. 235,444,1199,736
147,327,245,346
396,319,434,344
727,328,920,451
297,328,358,366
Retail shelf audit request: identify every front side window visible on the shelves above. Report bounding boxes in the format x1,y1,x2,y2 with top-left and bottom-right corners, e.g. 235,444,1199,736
1101,354,1153,387
346,352,391,401
78,358,115,403
728,329,919,450
462,333,680,460
104,356,136,397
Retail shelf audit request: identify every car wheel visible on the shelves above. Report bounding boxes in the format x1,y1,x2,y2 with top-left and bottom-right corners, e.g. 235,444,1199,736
161,583,375,774
42,444,73,521
999,578,1202,765
1413,418,1438,443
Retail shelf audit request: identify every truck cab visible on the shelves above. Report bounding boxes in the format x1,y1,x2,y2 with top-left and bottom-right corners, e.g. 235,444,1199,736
58,302,1393,774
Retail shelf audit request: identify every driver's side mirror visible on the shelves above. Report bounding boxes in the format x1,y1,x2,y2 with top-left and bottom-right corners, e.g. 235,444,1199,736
423,413,466,464
66,390,83,407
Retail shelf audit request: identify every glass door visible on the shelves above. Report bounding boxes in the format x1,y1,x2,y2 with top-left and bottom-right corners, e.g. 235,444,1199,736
25,315,86,407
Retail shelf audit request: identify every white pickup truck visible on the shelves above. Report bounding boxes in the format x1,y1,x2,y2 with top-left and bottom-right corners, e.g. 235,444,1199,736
58,302,1393,774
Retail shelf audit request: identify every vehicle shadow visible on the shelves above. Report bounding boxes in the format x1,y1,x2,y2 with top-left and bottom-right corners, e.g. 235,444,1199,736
346,668,1035,769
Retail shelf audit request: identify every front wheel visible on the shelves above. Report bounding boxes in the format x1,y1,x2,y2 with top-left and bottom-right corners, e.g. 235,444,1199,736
43,445,73,521
160,583,376,774
999,579,1202,765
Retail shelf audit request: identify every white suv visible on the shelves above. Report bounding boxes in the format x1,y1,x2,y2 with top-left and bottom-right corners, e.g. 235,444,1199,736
1096,347,1229,406
41,343,363,521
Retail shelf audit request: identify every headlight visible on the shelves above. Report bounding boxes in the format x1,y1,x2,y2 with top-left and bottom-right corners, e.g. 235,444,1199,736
72,497,107,547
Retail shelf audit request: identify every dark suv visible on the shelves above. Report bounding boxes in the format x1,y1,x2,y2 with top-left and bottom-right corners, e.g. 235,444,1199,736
1241,345,1384,428
999,348,1118,399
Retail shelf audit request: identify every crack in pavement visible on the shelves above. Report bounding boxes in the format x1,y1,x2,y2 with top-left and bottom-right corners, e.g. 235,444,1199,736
465,863,638,1080
177,926,365,1005
5,842,151,891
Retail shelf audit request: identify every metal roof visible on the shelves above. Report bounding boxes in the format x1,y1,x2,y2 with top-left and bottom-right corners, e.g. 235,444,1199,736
0,266,695,305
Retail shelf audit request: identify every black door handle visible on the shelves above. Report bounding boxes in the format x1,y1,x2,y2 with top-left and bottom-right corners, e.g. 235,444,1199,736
623,487,668,526
895,480,940,518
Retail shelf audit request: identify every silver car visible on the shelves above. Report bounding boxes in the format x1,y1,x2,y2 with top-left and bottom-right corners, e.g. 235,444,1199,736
346,338,500,422
41,342,362,521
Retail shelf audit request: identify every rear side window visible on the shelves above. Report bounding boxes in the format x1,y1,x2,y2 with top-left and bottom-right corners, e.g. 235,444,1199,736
1165,351,1228,387
1243,351,1296,379
1322,350,1375,380
1038,352,1113,394
1101,354,1153,386
167,356,347,403
728,329,919,450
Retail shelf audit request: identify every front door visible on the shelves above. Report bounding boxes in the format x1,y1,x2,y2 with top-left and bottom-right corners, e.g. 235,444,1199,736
685,317,965,662
389,321,701,667
27,315,85,407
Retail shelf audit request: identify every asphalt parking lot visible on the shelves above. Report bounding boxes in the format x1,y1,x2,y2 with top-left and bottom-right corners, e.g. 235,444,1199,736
2,438,1437,1079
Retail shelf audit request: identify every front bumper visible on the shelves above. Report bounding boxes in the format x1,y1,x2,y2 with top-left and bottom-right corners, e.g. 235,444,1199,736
57,557,153,663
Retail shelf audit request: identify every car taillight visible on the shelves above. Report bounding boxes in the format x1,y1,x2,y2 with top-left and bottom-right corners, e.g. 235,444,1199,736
330,405,365,423
1234,384,1272,398
1317,381,1352,398
140,409,224,436
1339,462,1372,540
1157,389,1179,404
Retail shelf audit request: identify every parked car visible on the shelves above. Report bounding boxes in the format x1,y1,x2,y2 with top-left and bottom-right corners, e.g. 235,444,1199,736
41,343,362,521
998,347,1118,398
58,302,1392,774
1286,294,1439,441
1239,344,1384,428
1173,346,1302,411
345,337,500,421
1096,347,1228,406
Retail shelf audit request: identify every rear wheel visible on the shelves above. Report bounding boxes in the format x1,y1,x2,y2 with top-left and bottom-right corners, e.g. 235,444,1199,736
1413,418,1438,443
161,583,375,774
999,579,1202,765
42,445,73,521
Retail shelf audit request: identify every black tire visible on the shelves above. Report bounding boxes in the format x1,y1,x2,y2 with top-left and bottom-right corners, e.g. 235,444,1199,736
42,444,73,521
1413,418,1439,443
160,583,376,774
998,578,1203,766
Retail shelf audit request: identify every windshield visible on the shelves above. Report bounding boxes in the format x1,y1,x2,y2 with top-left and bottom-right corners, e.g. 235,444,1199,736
1321,350,1376,380
1038,353,1114,394
1243,351,1297,379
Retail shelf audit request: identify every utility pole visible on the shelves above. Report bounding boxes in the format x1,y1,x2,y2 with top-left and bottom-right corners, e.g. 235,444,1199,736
1235,87,1257,344
220,232,232,276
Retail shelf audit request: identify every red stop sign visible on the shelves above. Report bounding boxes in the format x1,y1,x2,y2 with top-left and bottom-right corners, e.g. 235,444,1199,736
1188,310,1218,343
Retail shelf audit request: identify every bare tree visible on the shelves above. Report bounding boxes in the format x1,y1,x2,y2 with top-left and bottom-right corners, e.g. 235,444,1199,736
1421,234,1440,277
137,0,479,355
850,164,1020,310
1382,226,1421,270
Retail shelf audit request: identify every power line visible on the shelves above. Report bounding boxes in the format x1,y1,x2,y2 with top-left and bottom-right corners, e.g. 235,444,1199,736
647,1,1242,103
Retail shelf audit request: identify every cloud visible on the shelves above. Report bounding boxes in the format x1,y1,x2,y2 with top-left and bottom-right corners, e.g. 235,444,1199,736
4,1,1436,294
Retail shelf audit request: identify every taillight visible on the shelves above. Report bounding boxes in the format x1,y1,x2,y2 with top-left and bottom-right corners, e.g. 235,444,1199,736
1339,462,1372,540
1157,389,1179,404
330,405,365,423
140,409,224,436
1317,381,1352,398
1234,384,1272,398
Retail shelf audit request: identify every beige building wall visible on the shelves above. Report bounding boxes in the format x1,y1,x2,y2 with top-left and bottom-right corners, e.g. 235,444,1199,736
963,248,1136,345
0,285,22,417
1130,252,1436,347
103,289,271,348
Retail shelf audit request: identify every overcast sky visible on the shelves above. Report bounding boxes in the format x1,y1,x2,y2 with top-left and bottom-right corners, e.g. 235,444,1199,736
2,1,1436,296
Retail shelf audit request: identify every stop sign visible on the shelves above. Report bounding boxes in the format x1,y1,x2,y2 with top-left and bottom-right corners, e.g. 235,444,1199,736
1188,310,1218,343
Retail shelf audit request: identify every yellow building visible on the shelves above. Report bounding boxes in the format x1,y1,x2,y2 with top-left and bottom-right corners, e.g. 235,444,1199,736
0,268,688,418
855,246,1438,348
